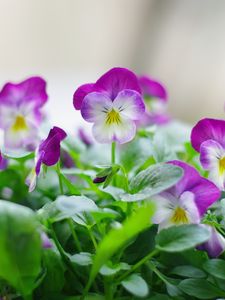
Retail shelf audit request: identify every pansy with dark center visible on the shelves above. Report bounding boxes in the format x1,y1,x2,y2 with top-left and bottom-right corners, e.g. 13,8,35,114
191,118,225,190
27,126,67,192
151,160,220,230
73,68,145,144
0,77,48,150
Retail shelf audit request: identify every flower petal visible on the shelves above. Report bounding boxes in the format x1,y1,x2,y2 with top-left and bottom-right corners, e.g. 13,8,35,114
81,92,112,123
138,76,167,101
179,191,200,223
191,118,225,152
168,160,220,216
73,83,95,110
95,67,141,100
0,76,48,107
113,89,145,120
92,117,136,144
151,194,175,224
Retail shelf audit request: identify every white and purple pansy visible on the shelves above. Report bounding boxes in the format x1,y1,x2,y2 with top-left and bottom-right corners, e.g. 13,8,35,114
73,68,145,144
0,77,48,150
151,160,220,230
191,118,225,190
138,75,170,126
27,126,67,192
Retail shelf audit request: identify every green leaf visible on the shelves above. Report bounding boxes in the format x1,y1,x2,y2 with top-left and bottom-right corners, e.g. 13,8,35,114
0,200,41,296
55,195,98,217
170,265,206,278
89,203,155,284
179,278,225,299
121,274,149,297
39,248,65,293
70,252,93,266
60,173,81,195
129,163,183,195
100,262,130,276
203,259,225,280
156,225,210,252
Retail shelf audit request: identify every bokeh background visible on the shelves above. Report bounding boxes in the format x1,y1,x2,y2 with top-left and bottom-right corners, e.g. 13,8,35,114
0,0,225,132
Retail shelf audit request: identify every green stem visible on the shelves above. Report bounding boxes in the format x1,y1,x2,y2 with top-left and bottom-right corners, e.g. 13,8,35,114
111,142,116,165
56,162,64,194
116,249,159,283
119,164,129,193
104,278,114,300
88,228,98,250
67,219,82,252
23,294,33,300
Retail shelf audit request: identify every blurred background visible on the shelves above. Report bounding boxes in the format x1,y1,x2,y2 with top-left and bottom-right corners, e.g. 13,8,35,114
0,0,225,132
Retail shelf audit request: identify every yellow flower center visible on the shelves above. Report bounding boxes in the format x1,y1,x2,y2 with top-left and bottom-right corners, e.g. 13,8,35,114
11,115,28,132
105,109,121,125
219,157,225,175
171,207,189,224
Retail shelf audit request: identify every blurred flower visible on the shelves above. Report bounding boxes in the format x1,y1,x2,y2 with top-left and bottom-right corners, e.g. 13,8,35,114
151,160,220,230
73,68,145,144
191,118,225,190
0,77,48,150
78,127,93,146
138,75,170,126
198,225,225,257
0,151,7,170
26,126,67,192
41,232,53,249
61,150,75,169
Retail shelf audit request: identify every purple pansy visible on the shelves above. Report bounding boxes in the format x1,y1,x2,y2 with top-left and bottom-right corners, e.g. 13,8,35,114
0,151,7,170
73,68,145,144
138,75,170,126
151,160,220,230
27,126,67,192
191,118,225,190
0,77,48,150
198,225,225,257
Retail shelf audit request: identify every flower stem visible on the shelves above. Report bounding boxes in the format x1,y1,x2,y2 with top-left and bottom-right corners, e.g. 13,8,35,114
111,142,116,165
88,227,98,250
56,162,64,194
116,248,159,283
67,219,82,252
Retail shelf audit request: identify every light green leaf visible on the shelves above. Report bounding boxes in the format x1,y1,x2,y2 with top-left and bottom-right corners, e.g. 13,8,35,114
156,225,210,252
0,200,41,296
121,274,149,297
129,163,183,195
170,265,206,278
70,252,93,266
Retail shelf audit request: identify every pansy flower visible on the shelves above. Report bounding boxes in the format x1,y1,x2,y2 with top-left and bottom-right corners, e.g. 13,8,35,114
138,75,170,126
73,68,145,144
0,77,48,150
27,126,67,192
198,225,225,258
151,160,220,230
191,118,225,190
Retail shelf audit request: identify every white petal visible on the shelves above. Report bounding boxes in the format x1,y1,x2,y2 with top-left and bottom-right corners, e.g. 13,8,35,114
179,191,200,224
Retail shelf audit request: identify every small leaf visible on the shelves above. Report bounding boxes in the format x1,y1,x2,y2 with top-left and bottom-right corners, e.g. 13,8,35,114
203,259,225,280
156,225,210,252
89,203,155,284
121,274,149,297
179,278,225,299
170,265,206,278
129,163,183,195
100,262,130,276
70,252,93,266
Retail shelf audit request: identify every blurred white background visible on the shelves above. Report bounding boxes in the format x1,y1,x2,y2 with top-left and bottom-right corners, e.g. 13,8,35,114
0,0,225,132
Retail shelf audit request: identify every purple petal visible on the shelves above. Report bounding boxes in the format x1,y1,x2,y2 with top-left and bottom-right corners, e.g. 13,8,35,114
73,83,95,110
0,151,7,170
198,225,225,257
78,127,93,146
139,75,167,101
200,140,224,170
95,67,141,100
41,232,53,249
168,160,220,216
81,92,112,122
113,89,145,120
0,76,48,107
191,118,225,152
38,126,67,167
93,176,107,183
